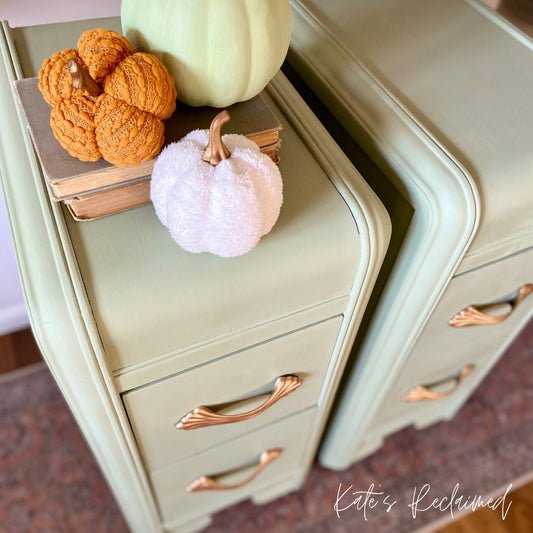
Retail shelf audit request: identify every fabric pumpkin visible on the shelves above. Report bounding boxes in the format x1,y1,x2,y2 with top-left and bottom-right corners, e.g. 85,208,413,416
38,28,177,166
151,111,283,257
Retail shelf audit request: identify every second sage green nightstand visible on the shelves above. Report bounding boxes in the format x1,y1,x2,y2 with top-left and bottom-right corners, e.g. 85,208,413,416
287,0,533,469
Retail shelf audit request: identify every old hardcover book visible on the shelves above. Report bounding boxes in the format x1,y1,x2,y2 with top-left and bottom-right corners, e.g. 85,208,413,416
14,77,282,201
64,177,151,221
65,139,280,221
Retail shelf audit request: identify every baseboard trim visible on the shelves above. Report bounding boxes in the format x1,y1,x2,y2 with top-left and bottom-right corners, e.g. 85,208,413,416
0,303,29,335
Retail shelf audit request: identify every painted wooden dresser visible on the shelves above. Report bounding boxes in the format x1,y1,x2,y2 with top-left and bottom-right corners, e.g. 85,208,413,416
0,16,390,533
287,0,533,469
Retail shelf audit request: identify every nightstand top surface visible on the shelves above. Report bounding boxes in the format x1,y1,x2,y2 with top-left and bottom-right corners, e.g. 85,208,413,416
3,17,386,379
291,0,533,271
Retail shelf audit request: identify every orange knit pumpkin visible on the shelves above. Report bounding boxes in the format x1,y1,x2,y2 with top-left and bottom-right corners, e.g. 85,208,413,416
38,28,177,166
94,94,166,167
50,92,101,162
77,28,135,83
39,48,89,105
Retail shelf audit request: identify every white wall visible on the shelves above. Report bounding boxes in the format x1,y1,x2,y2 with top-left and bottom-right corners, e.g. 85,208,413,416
0,1,121,334
0,189,28,335
0,0,121,28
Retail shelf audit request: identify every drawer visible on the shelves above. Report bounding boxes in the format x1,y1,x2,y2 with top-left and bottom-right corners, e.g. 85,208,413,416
151,408,316,526
365,247,533,434
123,316,342,471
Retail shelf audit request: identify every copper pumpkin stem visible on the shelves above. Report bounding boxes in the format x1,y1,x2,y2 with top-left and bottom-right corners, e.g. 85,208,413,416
203,110,231,165
67,59,103,97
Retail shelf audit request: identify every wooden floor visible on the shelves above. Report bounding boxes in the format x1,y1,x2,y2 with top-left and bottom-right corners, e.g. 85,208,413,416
0,327,42,374
434,479,533,533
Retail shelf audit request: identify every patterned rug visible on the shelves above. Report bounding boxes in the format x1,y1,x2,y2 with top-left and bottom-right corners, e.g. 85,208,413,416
1,321,532,533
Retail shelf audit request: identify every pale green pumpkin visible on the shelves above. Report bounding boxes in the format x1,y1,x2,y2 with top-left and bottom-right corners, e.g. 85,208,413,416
121,0,291,107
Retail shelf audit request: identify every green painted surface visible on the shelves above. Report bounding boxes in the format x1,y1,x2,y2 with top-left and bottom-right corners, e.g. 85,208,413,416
2,15,390,531
11,17,361,374
124,316,342,472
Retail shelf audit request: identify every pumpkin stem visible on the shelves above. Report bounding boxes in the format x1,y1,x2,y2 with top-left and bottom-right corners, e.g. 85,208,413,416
203,110,231,165
67,59,103,97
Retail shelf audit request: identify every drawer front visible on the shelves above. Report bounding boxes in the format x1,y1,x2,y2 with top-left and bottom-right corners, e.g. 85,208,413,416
366,247,533,435
123,317,342,471
151,408,316,525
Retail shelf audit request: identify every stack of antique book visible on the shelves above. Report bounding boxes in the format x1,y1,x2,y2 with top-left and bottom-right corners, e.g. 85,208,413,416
15,78,282,220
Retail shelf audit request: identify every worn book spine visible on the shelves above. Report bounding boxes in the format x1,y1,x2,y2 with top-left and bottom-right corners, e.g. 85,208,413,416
65,179,151,221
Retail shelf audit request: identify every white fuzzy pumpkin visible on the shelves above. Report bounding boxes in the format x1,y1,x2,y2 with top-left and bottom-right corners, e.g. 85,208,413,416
151,111,283,258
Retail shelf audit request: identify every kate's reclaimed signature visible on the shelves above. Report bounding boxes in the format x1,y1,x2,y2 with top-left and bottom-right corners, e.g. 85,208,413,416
334,482,513,521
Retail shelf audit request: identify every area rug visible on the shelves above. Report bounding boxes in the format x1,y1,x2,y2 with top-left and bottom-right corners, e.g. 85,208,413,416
1,321,532,533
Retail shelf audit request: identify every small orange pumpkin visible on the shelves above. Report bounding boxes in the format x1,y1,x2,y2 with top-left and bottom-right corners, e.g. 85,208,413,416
77,28,135,83
38,28,177,166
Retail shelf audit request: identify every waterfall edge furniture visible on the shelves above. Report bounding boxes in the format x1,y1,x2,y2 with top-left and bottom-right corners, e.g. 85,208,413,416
287,0,533,469
0,16,390,532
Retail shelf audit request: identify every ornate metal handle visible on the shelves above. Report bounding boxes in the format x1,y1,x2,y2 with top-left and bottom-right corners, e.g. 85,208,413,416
403,364,475,402
176,375,302,430
186,449,282,492
449,283,533,327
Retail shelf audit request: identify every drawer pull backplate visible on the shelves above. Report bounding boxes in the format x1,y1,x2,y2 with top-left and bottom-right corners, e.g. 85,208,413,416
176,375,302,430
403,364,475,402
449,283,533,327
186,448,282,492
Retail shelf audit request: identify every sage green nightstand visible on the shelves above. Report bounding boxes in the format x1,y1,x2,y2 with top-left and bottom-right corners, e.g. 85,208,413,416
0,16,390,533
287,0,533,469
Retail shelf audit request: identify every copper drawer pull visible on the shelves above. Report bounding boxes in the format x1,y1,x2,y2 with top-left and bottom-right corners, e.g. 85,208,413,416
449,283,533,327
176,375,302,430
403,364,475,402
186,449,282,492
